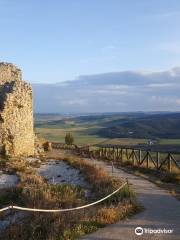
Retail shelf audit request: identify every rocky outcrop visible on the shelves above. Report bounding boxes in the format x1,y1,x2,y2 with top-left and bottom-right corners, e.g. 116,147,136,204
0,62,35,156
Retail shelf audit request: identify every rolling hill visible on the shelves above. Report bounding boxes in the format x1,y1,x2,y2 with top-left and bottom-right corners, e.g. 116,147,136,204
96,113,180,139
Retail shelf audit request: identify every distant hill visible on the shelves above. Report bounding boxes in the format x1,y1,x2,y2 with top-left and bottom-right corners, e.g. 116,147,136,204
96,113,180,139
35,112,180,150
35,112,180,139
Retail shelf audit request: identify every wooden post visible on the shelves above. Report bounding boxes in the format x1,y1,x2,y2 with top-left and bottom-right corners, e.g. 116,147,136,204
156,152,160,169
105,147,107,158
106,147,108,159
107,148,111,159
147,151,149,169
139,149,141,165
109,148,112,160
120,148,123,162
126,148,128,160
113,146,115,160
116,147,119,160
132,150,135,166
168,153,172,172
107,147,109,159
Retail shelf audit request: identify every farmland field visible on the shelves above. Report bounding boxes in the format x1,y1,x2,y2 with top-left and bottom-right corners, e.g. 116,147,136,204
35,112,180,149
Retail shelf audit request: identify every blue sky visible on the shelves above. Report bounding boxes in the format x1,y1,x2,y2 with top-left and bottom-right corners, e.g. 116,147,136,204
0,0,180,83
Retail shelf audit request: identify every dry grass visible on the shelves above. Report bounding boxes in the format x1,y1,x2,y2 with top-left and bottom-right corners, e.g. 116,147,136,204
0,154,140,240
120,160,180,184
115,163,180,201
62,155,136,203
95,201,137,225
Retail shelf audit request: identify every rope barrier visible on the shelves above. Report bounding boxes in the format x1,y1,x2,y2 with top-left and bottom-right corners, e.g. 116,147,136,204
0,182,127,213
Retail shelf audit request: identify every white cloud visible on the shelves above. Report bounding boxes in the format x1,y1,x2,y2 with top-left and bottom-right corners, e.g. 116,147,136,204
176,99,180,105
61,99,87,106
147,83,177,88
151,96,180,106
103,84,130,90
170,67,180,77
151,96,168,103
91,84,130,95
94,89,128,95
33,66,180,113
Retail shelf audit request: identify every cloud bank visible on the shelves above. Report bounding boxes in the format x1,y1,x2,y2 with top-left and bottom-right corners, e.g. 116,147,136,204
33,67,180,113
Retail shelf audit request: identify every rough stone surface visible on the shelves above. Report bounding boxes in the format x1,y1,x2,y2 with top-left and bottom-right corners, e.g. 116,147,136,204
0,62,35,156
0,63,22,84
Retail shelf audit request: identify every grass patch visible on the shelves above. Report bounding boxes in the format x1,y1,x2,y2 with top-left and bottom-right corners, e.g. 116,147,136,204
120,160,180,184
0,187,23,207
115,163,180,200
1,155,140,240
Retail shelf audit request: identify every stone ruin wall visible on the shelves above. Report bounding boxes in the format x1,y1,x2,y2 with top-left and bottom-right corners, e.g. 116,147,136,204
0,63,35,156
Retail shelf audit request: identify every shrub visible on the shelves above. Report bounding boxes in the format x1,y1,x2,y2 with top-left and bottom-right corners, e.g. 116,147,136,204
65,133,74,145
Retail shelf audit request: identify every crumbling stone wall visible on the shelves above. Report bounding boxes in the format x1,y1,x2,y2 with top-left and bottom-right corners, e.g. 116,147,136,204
0,63,35,156
0,63,22,84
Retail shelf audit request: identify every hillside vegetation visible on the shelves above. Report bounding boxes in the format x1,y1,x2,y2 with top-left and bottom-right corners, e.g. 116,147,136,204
35,112,180,147
97,113,180,139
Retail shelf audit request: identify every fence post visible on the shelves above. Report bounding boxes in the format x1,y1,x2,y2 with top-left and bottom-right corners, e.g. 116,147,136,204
99,148,101,158
125,148,128,160
105,148,107,159
116,147,118,160
113,147,115,160
147,152,149,169
156,152,160,169
132,150,135,166
168,153,172,172
102,147,105,158
139,149,141,165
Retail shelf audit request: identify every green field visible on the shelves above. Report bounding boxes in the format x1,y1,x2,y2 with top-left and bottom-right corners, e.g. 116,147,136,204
35,117,105,145
35,113,180,147
158,139,180,145
36,127,107,145
35,115,147,145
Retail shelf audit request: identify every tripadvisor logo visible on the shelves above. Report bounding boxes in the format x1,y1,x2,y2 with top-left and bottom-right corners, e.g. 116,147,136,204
135,226,173,235
135,227,143,235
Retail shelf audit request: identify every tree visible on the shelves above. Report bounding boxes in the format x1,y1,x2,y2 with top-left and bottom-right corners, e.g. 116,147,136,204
65,133,74,145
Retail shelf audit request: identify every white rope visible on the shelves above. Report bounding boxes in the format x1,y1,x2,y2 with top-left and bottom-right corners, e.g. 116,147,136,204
0,182,127,213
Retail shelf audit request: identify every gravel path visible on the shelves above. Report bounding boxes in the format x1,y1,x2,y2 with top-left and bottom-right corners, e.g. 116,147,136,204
0,174,18,189
37,160,89,188
81,159,180,240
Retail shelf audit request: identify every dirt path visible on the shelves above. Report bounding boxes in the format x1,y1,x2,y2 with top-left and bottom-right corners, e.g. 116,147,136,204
81,159,180,240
